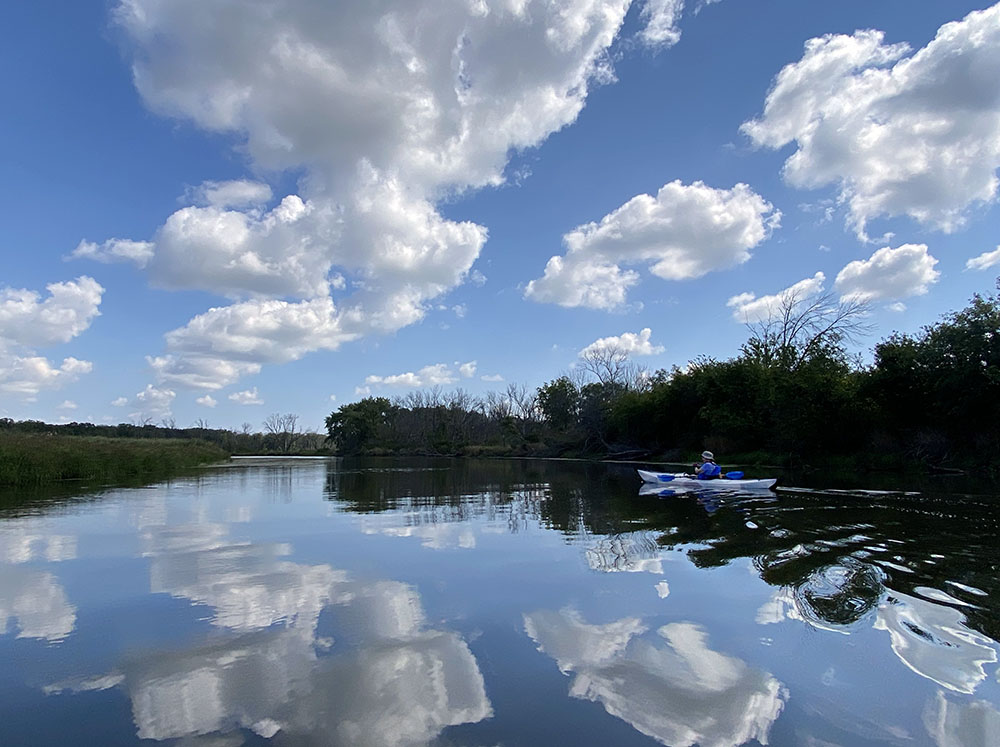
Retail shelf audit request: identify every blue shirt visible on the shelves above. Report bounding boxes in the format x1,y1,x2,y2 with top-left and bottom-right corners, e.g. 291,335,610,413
696,461,721,479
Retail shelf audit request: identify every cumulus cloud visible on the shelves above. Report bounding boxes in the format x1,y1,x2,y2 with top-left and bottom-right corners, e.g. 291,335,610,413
70,239,155,267
966,245,1000,271
0,276,103,347
0,357,93,399
742,4,1000,239
579,328,664,357
525,181,779,309
364,363,460,390
195,394,217,408
187,179,273,209
458,361,477,378
110,384,177,421
87,0,647,389
727,272,826,323
147,296,357,389
229,388,263,406
834,243,940,302
0,276,102,398
638,0,684,48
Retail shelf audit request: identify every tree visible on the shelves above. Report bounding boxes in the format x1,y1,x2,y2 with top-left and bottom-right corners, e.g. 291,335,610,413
537,376,580,431
263,413,303,453
578,343,648,389
867,280,1000,460
740,290,871,372
325,397,396,454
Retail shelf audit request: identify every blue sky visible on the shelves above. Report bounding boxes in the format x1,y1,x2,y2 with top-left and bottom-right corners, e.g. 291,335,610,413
2,0,1000,430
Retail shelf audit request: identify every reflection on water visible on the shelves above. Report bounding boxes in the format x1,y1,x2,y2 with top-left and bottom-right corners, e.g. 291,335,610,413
525,608,787,747
0,456,998,745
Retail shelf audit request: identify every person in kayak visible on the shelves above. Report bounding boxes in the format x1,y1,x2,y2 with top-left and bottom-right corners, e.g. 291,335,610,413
693,451,722,479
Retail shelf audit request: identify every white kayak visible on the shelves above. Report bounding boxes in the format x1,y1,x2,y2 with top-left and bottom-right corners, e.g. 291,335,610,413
637,469,777,490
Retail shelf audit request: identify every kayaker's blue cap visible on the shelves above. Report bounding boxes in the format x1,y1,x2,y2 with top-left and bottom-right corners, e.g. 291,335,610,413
701,450,714,460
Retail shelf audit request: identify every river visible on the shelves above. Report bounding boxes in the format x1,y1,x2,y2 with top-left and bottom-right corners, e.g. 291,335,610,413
1,456,998,746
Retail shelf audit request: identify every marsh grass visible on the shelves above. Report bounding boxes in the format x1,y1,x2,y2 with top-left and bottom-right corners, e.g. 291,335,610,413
0,433,228,487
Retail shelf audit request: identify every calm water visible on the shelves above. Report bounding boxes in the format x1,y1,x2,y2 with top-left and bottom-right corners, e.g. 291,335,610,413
1,457,999,746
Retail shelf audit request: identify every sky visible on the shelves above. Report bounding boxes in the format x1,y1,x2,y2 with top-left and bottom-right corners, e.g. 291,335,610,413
2,0,1000,431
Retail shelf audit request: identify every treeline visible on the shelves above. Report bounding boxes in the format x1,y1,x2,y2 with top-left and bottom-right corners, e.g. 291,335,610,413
0,413,326,456
326,282,1000,471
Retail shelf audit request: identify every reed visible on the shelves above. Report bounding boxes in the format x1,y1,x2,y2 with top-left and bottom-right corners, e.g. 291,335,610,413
0,433,228,487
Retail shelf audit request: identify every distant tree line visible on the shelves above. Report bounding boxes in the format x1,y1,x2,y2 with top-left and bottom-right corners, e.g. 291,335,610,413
326,281,1000,471
0,413,325,456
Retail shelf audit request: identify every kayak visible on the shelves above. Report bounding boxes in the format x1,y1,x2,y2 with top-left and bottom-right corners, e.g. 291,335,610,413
637,469,777,490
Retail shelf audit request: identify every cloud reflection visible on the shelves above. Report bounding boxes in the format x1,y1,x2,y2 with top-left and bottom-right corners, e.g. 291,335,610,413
923,690,1000,747
48,518,491,744
875,591,998,695
0,566,76,641
525,608,786,747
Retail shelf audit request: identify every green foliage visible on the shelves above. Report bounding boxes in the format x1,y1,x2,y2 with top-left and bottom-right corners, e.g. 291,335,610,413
536,376,580,430
0,434,227,487
865,281,1000,461
325,397,397,454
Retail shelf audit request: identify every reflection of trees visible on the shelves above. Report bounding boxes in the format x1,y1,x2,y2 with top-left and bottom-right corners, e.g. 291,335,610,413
325,457,673,539
657,491,1000,642
525,608,786,747
651,488,1000,696
585,532,664,574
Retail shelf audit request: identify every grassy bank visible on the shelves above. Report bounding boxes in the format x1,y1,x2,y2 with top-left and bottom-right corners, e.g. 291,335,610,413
0,433,229,488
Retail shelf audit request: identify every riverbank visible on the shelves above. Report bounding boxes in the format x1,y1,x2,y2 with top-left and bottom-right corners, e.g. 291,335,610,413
0,433,228,488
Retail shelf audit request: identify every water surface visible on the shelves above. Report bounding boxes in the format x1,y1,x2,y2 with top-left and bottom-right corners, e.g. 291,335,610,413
1,457,998,745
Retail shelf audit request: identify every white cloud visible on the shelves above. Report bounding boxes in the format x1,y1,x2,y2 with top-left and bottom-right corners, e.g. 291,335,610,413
638,0,684,49
96,0,639,387
70,239,155,267
0,276,103,347
329,394,337,402
196,394,217,408
148,296,356,389
0,275,101,399
742,5,1000,239
887,302,907,313
579,328,664,357
229,388,263,406
116,384,177,421
526,181,779,309
727,272,826,323
187,179,273,209
146,195,335,299
966,245,1000,271
0,357,92,399
481,374,505,383
365,363,459,390
57,400,77,411
834,243,940,302
458,361,477,378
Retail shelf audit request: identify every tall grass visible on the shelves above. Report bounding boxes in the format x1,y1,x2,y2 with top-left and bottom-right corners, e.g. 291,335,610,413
0,433,228,487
